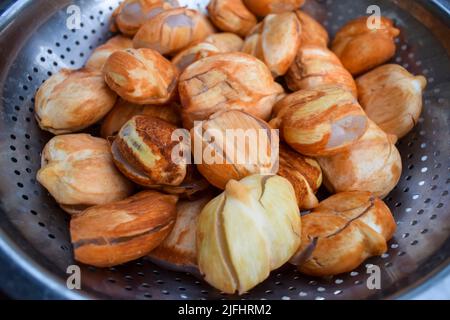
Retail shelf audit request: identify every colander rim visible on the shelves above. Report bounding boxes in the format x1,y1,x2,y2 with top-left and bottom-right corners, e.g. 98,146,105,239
0,0,449,300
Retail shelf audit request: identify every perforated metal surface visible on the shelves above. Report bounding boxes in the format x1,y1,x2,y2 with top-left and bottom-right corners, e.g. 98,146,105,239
0,0,449,300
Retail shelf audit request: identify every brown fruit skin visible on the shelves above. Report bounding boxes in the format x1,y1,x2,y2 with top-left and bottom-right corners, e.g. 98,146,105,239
112,0,174,36
285,45,357,97
148,194,213,270
295,11,328,47
37,134,134,215
133,7,214,56
192,110,277,190
207,0,257,37
144,165,211,199
113,115,187,187
35,69,117,135
242,12,301,77
277,144,322,209
204,32,244,52
171,42,221,72
291,191,396,276
243,0,305,17
100,98,180,138
179,52,284,129
317,120,402,199
85,36,133,71
103,48,178,105
332,16,400,75
71,191,178,267
271,85,368,157
356,64,427,139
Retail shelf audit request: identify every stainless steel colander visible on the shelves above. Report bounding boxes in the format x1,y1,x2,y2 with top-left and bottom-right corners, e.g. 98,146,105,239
0,0,449,300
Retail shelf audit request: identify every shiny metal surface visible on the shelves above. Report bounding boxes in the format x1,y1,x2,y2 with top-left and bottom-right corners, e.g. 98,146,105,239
0,0,449,300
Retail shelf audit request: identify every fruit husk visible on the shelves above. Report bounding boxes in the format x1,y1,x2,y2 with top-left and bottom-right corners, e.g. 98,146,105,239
100,98,181,139
192,110,278,189
271,85,368,157
197,175,301,294
147,194,213,273
357,64,427,138
113,115,187,186
277,144,321,209
317,120,402,198
291,191,396,276
71,190,178,267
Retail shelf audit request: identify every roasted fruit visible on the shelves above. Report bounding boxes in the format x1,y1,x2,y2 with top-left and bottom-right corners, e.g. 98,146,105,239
270,85,368,156
111,115,187,187
243,0,305,17
100,98,180,138
277,144,322,209
242,12,301,77
103,48,178,105
197,174,301,294
85,35,133,71
295,11,329,47
356,64,427,138
291,191,396,276
179,52,284,128
332,16,400,75
35,69,117,135
204,32,244,52
207,0,257,37
191,110,278,189
133,7,214,55
285,45,357,96
37,134,133,215
110,0,175,36
148,194,213,272
172,42,220,72
317,120,402,198
71,190,178,267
